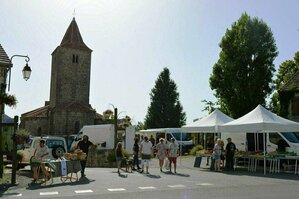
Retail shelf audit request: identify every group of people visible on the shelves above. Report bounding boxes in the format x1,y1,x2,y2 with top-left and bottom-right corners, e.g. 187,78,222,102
212,137,236,171
122,135,179,174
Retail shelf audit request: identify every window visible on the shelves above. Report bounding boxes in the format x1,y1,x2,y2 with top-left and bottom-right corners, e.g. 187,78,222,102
72,54,79,63
46,139,64,149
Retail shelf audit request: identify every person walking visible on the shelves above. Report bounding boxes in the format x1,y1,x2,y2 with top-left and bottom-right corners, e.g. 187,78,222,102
77,135,94,177
132,138,141,170
213,139,222,172
225,138,236,170
115,142,124,174
156,138,168,172
206,136,214,166
168,138,179,173
140,136,153,174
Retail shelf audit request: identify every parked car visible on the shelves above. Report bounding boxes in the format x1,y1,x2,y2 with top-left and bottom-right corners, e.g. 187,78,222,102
17,136,67,167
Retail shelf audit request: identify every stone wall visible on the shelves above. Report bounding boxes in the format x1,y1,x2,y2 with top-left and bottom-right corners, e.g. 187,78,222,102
86,148,116,168
20,118,49,136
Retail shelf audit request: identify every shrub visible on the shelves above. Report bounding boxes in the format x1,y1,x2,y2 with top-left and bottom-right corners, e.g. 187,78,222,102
189,144,203,156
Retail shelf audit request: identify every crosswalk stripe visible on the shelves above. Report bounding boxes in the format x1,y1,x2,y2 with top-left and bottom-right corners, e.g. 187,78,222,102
75,190,93,194
168,185,186,188
138,186,156,190
196,183,213,186
40,191,59,196
107,188,126,192
2,193,22,197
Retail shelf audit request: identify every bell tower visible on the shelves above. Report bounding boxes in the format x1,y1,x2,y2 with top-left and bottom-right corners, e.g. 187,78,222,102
49,18,95,135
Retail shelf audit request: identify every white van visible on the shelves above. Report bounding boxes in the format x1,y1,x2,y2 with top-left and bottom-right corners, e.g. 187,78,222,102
138,128,194,153
221,132,299,154
71,124,115,150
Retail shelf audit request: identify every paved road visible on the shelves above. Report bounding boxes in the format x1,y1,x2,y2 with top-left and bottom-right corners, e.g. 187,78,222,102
2,157,299,199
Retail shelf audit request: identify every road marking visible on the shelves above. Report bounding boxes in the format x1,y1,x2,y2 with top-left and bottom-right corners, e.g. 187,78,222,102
197,183,213,186
168,185,186,188
40,191,59,196
107,188,126,192
75,189,94,194
2,193,22,197
138,186,157,190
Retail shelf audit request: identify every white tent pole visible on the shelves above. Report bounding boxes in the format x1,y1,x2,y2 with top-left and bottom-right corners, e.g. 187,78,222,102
263,132,266,175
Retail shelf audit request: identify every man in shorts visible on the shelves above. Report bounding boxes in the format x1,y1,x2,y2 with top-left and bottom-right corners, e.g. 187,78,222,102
168,138,179,173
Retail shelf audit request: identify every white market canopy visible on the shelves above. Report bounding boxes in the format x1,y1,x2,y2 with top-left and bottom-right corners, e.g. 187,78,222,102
219,104,299,133
182,109,234,132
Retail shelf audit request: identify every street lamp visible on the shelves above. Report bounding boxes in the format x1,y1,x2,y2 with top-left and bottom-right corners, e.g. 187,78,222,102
8,55,32,90
2,54,32,184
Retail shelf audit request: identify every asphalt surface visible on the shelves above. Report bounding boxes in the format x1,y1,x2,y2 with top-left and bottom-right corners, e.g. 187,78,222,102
1,157,299,199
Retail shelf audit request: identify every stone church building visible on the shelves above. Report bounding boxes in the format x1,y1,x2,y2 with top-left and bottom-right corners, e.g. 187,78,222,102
20,18,100,136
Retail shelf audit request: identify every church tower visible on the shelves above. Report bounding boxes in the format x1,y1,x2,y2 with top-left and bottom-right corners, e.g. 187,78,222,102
48,18,96,135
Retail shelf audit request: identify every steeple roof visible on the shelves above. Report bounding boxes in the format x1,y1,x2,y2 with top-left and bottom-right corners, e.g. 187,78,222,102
0,44,12,67
60,18,92,52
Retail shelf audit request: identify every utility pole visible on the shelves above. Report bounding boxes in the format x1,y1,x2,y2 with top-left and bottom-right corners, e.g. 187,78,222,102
114,108,118,148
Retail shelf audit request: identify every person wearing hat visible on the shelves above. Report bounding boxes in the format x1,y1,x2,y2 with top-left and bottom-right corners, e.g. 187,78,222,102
77,135,94,177
168,137,179,173
225,137,236,170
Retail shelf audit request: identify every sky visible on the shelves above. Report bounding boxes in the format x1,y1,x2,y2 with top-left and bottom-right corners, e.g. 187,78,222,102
0,0,299,125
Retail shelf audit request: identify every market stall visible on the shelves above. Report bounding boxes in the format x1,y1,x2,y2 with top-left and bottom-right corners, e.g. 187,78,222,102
31,150,86,184
219,104,299,175
182,109,234,168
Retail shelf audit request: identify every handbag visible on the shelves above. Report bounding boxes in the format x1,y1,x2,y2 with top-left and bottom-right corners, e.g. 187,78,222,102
164,159,170,170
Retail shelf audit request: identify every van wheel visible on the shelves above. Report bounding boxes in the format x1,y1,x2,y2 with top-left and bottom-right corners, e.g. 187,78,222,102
52,146,65,159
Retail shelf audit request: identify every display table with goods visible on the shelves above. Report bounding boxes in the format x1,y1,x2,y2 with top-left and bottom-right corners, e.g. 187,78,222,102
30,150,86,184
234,151,299,174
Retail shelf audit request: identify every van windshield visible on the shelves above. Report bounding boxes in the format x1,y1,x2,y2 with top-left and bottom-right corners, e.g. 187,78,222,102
281,132,299,143
172,132,191,141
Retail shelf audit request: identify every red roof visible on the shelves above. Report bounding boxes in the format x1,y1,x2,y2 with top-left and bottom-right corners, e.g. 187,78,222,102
21,105,49,119
60,18,92,52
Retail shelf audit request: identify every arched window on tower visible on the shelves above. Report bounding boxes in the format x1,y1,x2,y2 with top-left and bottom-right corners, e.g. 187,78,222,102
72,54,76,63
76,55,79,63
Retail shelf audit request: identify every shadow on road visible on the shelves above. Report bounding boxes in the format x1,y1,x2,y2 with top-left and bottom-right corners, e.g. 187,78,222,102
26,176,95,190
163,171,190,177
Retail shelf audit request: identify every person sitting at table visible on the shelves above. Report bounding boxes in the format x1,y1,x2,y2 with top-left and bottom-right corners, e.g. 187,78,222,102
77,135,94,177
33,139,50,182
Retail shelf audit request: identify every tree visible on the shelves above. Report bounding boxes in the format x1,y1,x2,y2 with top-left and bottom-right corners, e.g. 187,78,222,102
144,68,186,128
209,13,278,118
270,51,299,114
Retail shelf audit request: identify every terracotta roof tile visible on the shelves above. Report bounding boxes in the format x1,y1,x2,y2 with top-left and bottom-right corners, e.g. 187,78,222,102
60,18,92,52
0,44,12,66
21,105,49,118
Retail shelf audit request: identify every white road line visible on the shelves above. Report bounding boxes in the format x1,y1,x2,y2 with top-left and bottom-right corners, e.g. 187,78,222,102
75,189,94,194
40,191,59,196
107,188,126,192
2,193,22,197
168,185,186,188
138,186,157,190
197,183,213,186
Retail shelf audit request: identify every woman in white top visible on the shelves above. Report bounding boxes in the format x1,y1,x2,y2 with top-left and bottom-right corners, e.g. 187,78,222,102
139,136,153,174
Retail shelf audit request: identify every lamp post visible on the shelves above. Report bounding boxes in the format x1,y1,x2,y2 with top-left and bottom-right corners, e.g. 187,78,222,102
109,104,118,148
109,104,128,148
0,54,31,181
